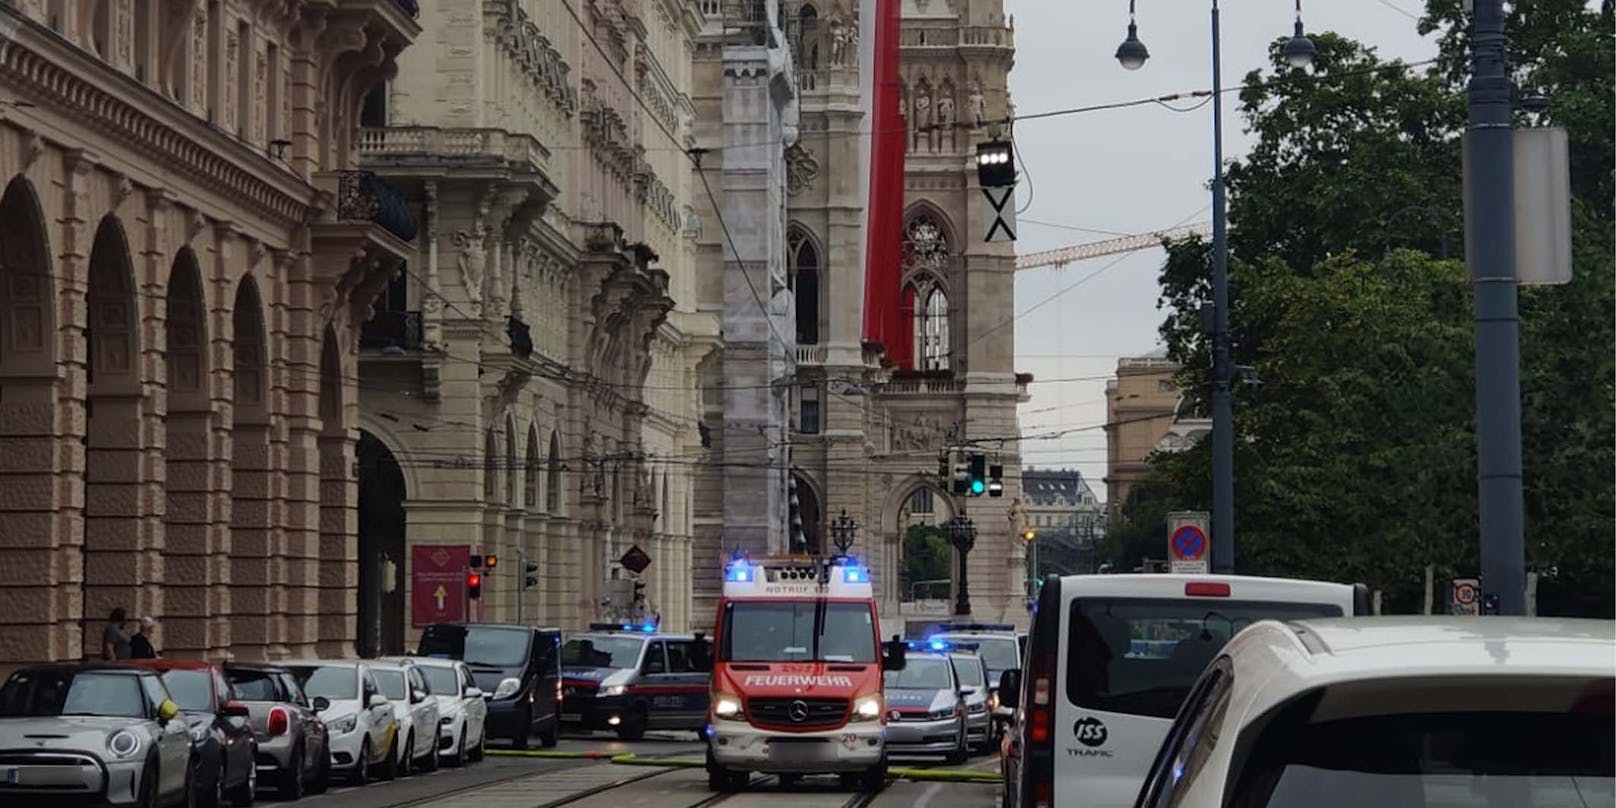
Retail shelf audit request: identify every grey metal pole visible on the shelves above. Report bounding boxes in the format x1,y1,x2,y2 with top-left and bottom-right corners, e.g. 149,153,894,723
1209,0,1236,573
1467,0,1526,615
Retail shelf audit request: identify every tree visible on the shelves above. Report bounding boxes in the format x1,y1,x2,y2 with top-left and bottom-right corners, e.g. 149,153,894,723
1122,3,1613,615
903,525,953,599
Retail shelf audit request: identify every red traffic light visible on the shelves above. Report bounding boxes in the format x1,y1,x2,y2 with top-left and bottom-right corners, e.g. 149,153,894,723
467,571,482,600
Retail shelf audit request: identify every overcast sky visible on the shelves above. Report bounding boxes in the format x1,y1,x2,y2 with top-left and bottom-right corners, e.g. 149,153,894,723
1003,0,1438,502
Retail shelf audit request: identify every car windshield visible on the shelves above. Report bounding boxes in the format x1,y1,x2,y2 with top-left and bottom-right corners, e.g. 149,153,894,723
160,670,214,713
1235,710,1614,807
562,636,645,669
1067,597,1343,719
951,656,985,688
884,657,952,690
419,666,458,695
960,637,1019,672
720,601,877,663
287,666,357,702
419,626,530,667
0,670,147,719
374,670,408,701
226,670,281,702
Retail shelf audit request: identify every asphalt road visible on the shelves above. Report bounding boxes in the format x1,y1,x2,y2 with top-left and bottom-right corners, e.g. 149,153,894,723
282,729,1001,808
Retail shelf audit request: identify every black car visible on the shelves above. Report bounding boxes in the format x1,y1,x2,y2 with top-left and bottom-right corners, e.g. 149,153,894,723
418,623,562,748
130,661,257,808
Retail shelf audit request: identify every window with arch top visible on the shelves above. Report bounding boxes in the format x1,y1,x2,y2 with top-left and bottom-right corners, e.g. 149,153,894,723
788,227,820,345
903,213,953,371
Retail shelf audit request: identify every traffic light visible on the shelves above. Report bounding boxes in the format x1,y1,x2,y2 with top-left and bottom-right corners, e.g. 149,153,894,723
967,453,987,496
523,562,539,589
483,554,498,570
1023,528,1036,542
987,464,1004,497
466,571,482,600
951,459,970,494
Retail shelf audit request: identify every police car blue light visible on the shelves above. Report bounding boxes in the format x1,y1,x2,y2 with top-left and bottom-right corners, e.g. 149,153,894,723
640,623,657,633
725,562,753,583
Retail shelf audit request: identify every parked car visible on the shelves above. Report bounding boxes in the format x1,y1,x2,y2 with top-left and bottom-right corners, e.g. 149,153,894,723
0,664,192,807
283,661,397,785
1133,616,1616,807
948,649,993,753
368,659,440,775
882,641,970,764
417,623,562,748
225,662,332,799
127,660,257,807
379,656,486,765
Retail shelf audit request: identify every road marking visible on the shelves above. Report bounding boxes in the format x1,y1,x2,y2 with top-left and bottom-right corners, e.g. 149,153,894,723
913,781,945,808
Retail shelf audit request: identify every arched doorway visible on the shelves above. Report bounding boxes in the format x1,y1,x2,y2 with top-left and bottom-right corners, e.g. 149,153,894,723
0,177,61,657
789,471,823,554
231,276,273,658
84,215,145,658
163,249,214,655
316,327,352,655
896,484,956,604
356,430,406,657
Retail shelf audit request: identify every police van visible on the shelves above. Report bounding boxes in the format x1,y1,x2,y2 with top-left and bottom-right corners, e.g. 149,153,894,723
998,574,1370,808
559,621,711,740
926,622,1024,741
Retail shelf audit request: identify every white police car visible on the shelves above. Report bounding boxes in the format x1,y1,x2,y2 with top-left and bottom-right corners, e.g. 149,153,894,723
882,639,972,764
560,622,711,740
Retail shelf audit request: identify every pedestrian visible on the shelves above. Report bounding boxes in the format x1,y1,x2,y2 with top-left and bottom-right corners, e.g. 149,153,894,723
102,608,131,661
130,616,158,659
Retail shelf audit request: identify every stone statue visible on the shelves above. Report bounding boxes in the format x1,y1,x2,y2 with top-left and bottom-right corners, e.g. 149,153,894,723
936,91,955,137
913,93,931,139
453,229,484,311
829,18,849,66
968,81,986,128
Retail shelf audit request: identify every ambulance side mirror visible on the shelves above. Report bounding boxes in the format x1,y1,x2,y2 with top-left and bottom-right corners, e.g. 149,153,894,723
689,636,712,673
882,635,907,672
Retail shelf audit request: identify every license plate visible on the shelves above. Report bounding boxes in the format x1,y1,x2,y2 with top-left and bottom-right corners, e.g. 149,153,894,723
561,713,580,722
768,743,818,765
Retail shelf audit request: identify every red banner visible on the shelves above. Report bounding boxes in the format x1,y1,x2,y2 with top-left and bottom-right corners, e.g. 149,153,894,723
411,544,470,627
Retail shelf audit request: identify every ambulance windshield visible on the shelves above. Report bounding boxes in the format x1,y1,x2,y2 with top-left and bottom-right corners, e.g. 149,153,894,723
721,601,877,663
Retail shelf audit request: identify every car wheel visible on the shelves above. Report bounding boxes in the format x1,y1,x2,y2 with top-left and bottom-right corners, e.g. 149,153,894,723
397,732,413,777
858,755,888,792
179,761,196,808
137,754,158,808
279,743,305,800
307,743,331,795
202,761,225,808
467,726,485,762
351,739,371,787
614,707,647,741
420,736,439,772
945,729,969,765
229,754,256,807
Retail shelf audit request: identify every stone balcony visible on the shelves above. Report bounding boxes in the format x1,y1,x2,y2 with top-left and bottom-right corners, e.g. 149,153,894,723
795,344,828,366
359,126,551,175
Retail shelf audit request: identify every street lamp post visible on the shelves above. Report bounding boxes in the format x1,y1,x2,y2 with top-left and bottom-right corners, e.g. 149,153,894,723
830,509,858,555
1116,0,1314,574
947,513,976,616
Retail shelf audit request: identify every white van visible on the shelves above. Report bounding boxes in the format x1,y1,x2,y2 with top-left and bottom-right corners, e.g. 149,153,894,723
998,574,1369,808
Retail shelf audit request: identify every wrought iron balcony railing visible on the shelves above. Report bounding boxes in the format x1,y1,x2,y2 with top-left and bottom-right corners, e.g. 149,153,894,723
336,170,418,242
360,310,423,351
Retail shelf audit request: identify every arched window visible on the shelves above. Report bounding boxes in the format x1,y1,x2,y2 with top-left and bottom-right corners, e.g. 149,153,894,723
920,288,950,370
789,228,820,345
546,432,562,513
483,429,498,500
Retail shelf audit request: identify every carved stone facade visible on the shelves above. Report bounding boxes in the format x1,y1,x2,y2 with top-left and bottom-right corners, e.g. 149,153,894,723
691,0,1026,629
354,0,709,647
0,0,420,667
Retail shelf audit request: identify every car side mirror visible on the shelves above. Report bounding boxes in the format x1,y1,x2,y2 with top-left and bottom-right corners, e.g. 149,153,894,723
882,635,907,672
157,699,180,724
368,694,389,709
997,669,1021,710
464,687,484,700
411,689,427,704
312,696,331,712
222,701,251,718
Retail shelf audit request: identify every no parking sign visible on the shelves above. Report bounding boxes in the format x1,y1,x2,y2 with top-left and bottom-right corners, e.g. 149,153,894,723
1167,511,1210,575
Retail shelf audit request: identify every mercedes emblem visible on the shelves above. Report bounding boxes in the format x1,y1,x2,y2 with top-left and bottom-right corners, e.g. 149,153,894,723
788,699,810,722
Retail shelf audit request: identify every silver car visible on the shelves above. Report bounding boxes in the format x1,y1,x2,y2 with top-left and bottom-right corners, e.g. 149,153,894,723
882,647,969,764
225,662,331,799
0,664,192,806
949,650,993,753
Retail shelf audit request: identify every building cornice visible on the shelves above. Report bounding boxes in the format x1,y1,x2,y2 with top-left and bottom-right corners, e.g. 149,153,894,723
0,8,318,228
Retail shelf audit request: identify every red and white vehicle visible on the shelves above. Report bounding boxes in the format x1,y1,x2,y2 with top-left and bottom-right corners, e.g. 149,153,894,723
701,553,907,792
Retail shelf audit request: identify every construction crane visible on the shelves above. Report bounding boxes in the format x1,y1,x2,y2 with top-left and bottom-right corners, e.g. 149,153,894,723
1014,222,1213,271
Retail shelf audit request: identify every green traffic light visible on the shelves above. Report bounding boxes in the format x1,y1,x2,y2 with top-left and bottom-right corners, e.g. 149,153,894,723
971,480,985,494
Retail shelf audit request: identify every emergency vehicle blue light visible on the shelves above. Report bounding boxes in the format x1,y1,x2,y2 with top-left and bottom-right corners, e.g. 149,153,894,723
842,566,868,584
725,562,753,583
930,639,948,652
640,623,657,632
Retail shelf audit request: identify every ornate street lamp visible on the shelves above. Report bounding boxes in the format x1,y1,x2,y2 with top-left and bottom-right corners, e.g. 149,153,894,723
830,509,858,555
947,512,977,616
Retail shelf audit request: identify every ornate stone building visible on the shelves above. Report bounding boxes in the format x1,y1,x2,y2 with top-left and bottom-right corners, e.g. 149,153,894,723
690,0,1026,630
354,0,711,650
0,0,419,665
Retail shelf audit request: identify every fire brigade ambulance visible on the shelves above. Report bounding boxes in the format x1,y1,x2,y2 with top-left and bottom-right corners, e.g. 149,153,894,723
700,553,908,792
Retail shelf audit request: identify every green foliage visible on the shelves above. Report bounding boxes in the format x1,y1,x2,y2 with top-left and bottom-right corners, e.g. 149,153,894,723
903,525,953,595
1113,3,1614,615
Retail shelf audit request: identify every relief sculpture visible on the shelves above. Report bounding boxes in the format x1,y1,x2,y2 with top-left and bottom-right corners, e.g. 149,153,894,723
892,414,944,452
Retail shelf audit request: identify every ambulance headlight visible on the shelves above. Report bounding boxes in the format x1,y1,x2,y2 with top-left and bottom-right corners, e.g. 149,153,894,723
713,694,744,720
851,694,883,722
599,685,626,697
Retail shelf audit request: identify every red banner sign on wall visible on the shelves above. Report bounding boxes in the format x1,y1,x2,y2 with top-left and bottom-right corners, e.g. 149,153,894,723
411,544,470,627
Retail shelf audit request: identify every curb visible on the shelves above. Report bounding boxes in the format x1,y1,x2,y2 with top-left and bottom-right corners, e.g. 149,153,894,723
487,749,1004,783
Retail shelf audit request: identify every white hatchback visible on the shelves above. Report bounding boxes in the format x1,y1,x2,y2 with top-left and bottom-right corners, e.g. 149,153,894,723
387,657,488,765
1133,616,1615,807
284,661,399,785
999,574,1368,808
369,660,441,776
